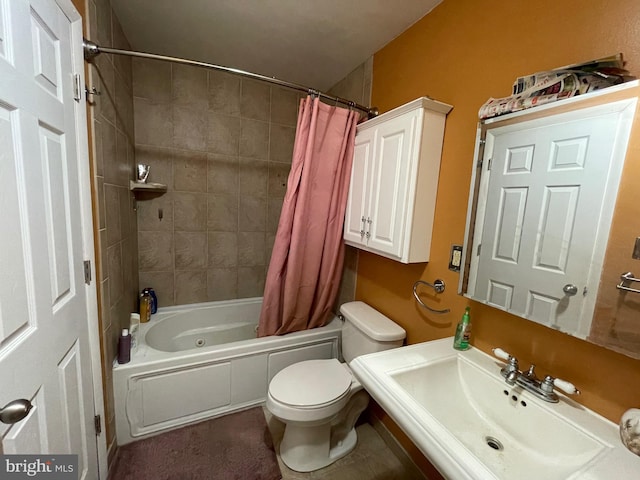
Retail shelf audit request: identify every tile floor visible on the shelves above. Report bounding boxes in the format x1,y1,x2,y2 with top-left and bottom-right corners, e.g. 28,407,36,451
263,408,427,480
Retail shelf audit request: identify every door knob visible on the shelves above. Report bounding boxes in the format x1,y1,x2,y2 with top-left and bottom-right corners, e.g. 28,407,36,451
563,284,578,296
0,399,33,424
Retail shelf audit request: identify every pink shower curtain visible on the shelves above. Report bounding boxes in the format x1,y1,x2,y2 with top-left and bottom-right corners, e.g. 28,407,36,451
258,96,359,337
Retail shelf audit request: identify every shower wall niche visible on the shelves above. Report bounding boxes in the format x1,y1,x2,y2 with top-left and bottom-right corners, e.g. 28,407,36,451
133,59,300,306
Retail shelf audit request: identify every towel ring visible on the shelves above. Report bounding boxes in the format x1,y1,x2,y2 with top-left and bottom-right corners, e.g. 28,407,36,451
413,280,450,315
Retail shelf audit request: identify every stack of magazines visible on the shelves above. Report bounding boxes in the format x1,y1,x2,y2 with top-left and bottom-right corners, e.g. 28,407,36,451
479,54,635,119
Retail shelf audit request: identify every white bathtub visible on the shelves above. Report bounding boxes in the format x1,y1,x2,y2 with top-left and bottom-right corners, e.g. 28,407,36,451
113,297,342,445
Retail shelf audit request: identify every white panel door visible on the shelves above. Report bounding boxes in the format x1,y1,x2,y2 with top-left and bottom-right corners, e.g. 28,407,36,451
475,111,621,330
343,127,374,246
367,111,416,256
0,0,98,477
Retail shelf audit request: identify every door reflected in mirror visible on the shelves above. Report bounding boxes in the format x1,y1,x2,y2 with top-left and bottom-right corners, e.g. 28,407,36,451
460,83,640,359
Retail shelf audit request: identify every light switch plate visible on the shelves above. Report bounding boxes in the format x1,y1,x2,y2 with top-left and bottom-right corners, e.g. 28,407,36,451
449,244,463,272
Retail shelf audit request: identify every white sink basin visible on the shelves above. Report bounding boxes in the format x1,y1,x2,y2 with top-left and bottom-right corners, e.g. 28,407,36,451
350,338,640,479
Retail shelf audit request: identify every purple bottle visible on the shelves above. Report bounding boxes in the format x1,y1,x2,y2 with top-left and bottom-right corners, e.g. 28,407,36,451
117,328,131,364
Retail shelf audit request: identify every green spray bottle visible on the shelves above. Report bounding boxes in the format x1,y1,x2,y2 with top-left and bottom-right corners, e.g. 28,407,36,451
453,306,471,350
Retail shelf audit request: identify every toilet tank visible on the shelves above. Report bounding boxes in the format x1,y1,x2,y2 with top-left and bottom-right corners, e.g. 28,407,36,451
339,301,406,364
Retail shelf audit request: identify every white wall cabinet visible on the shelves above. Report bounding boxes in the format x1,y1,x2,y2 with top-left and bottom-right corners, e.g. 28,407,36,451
344,97,452,263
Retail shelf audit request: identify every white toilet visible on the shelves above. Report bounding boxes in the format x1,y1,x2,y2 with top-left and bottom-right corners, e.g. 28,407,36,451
266,301,406,472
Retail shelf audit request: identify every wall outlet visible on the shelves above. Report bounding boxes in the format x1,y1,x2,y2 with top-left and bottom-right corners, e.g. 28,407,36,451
449,244,463,272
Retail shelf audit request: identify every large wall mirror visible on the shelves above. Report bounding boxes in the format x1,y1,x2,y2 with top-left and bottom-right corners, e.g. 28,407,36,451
459,81,640,359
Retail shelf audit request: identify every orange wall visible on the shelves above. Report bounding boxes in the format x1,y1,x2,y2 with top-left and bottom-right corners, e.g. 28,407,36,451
359,0,640,423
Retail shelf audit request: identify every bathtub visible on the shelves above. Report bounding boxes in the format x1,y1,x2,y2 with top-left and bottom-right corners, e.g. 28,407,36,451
113,297,342,445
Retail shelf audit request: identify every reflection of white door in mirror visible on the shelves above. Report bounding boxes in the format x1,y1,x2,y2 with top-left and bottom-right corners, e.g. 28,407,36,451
461,84,638,343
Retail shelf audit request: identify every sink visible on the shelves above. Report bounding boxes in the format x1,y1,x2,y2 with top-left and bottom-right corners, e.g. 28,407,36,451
350,338,640,479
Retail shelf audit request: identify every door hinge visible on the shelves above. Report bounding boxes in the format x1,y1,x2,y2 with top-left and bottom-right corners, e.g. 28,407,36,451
83,260,92,285
477,244,482,255
477,158,483,169
73,73,82,102
94,414,102,435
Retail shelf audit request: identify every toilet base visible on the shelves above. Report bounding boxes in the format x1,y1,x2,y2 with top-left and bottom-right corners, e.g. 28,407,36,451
278,390,369,472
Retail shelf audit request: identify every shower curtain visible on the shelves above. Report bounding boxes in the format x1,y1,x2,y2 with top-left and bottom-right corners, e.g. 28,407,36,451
258,96,359,337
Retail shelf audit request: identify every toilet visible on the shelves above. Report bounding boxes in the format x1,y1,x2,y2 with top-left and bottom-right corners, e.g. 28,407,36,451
266,301,406,472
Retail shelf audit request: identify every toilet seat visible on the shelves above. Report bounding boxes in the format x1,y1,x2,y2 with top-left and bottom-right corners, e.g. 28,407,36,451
269,358,352,409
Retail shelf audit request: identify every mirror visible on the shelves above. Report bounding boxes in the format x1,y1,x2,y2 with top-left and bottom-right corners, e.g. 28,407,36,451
459,82,640,359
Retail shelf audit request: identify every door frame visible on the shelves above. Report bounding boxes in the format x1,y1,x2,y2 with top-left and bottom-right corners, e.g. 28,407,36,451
58,0,108,476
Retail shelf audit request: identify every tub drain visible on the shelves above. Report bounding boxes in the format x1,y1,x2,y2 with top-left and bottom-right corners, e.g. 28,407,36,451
195,338,206,348
485,436,503,451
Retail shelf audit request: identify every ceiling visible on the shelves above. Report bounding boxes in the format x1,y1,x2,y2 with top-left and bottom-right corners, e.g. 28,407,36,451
110,0,443,92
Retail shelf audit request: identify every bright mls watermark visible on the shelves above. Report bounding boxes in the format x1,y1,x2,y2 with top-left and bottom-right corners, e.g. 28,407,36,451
0,455,77,479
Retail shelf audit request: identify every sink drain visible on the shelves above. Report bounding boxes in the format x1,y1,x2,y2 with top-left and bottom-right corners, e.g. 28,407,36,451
195,338,206,347
485,436,504,451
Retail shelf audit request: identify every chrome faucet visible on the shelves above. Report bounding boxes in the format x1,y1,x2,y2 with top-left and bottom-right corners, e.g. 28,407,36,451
492,348,581,403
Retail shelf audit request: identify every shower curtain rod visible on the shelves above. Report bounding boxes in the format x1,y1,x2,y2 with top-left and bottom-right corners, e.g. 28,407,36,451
83,39,378,118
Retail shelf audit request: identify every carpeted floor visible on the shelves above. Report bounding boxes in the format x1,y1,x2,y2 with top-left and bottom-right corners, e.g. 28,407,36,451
110,407,282,480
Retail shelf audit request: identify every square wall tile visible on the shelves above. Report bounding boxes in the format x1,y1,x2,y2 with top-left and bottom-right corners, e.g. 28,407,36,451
239,118,269,160
207,112,240,156
271,87,299,126
119,187,133,238
107,243,123,307
239,157,268,198
173,106,208,152
175,270,208,305
175,232,207,270
136,192,174,232
268,162,290,198
208,71,240,116
133,58,171,102
238,232,266,267
238,266,266,298
239,196,267,232
207,154,239,195
172,64,207,109
134,98,173,148
207,232,237,268
101,120,117,185
138,231,174,271
240,79,270,121
174,192,207,231
93,118,104,177
104,184,122,247
207,194,238,231
97,177,106,230
207,268,238,301
173,150,207,192
269,124,296,164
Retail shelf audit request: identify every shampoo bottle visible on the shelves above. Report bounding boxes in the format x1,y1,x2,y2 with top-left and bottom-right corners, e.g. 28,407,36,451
117,328,131,364
139,291,151,323
453,307,472,351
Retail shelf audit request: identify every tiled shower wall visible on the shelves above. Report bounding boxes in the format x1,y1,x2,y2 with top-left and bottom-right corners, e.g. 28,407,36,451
86,0,138,457
329,58,373,309
133,60,300,306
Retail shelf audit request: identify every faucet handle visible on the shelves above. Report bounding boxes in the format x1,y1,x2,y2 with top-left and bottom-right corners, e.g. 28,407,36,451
542,375,581,395
492,347,512,361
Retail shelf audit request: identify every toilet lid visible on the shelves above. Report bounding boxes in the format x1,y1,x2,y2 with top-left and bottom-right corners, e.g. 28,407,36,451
269,358,352,408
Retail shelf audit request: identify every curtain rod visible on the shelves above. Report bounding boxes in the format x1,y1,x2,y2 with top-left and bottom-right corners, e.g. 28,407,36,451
83,39,378,119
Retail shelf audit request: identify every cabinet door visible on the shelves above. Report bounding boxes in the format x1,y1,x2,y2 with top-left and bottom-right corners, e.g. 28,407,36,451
344,126,374,245
367,111,417,256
